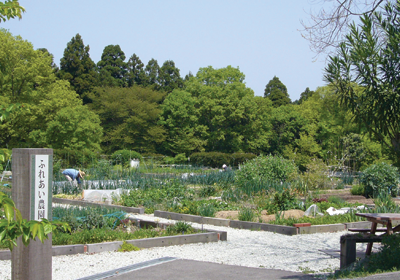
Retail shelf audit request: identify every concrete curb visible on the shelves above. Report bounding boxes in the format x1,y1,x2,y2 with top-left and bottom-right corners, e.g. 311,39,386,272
154,210,376,236
0,229,226,260
52,198,145,214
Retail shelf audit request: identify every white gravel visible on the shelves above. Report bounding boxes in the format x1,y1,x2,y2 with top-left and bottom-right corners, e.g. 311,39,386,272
0,214,364,280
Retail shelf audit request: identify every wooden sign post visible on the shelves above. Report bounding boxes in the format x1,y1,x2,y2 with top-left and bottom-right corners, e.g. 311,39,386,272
11,148,53,280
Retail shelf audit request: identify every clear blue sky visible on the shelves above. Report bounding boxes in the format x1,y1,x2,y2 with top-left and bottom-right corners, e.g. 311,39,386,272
2,0,329,101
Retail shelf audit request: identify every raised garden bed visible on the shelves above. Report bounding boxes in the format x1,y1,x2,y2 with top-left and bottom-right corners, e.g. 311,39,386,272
0,217,227,260
154,210,383,236
52,197,145,214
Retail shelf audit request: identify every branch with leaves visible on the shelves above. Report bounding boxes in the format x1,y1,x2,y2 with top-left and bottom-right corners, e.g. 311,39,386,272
0,0,25,22
0,192,70,251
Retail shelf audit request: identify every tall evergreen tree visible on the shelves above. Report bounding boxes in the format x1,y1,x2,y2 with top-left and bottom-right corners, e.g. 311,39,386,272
159,60,183,92
144,58,160,89
264,76,291,107
298,87,315,105
97,45,127,87
126,53,145,87
58,34,98,101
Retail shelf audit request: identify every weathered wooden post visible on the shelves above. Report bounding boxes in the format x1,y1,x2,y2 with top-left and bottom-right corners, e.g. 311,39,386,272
11,148,53,280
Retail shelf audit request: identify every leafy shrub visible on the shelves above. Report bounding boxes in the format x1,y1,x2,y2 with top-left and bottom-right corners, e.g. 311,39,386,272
373,192,399,212
301,159,332,190
199,185,217,198
111,149,142,166
118,241,140,252
364,234,400,272
80,208,109,230
197,203,216,217
238,207,255,222
360,162,399,198
350,184,365,195
235,155,298,194
166,221,194,234
174,153,188,164
272,188,299,211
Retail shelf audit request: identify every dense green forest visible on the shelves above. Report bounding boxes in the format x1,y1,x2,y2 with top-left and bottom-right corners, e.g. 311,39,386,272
0,27,395,171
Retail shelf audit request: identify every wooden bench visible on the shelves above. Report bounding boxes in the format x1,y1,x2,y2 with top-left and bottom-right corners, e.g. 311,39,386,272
340,234,383,269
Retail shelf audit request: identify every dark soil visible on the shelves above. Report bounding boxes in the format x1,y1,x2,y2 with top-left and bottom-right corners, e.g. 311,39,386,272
314,189,374,205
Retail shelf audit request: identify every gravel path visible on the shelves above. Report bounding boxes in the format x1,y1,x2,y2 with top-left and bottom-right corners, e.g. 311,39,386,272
0,213,359,280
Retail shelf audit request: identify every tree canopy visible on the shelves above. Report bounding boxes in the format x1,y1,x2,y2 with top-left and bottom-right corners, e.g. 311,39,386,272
264,76,291,107
0,29,102,152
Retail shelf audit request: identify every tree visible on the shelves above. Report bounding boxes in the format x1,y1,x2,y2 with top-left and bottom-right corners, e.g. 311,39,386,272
58,34,98,101
268,104,309,156
301,0,388,56
159,89,207,155
144,58,160,89
159,60,183,92
184,66,271,153
126,53,145,87
0,0,25,22
97,45,127,87
325,0,400,164
297,87,315,105
45,106,103,151
0,29,55,103
184,71,194,82
264,76,291,107
0,30,103,152
37,48,59,73
89,86,166,153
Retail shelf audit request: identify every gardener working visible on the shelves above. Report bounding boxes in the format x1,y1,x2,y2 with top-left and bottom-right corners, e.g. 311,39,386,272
62,169,85,186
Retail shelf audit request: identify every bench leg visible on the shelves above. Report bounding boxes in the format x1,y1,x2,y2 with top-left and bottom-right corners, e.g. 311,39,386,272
366,222,377,255
341,238,356,269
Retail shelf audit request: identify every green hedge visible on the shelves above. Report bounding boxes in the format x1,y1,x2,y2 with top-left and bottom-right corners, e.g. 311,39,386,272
189,152,256,168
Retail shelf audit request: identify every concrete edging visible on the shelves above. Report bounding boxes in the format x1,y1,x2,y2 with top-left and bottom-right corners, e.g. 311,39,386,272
154,210,378,236
52,197,145,214
0,230,226,260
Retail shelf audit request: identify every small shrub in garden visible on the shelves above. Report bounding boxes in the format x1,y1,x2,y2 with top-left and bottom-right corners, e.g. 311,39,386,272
350,184,365,196
80,208,108,230
197,203,216,217
238,207,255,222
235,155,298,194
111,149,142,166
272,188,299,211
373,192,398,212
301,159,332,190
166,221,194,234
364,234,400,272
118,241,140,252
199,185,217,198
360,162,399,198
